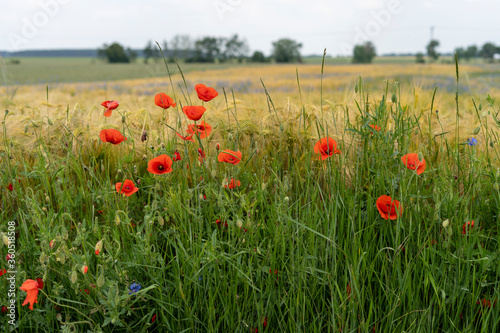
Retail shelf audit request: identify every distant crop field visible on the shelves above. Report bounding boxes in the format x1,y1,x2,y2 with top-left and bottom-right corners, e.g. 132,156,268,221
1,61,500,332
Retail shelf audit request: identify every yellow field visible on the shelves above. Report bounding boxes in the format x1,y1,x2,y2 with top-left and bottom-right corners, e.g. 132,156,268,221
2,63,499,157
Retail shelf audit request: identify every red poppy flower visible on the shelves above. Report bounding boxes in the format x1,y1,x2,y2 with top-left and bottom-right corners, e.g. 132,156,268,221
83,266,88,274
218,149,242,165
20,279,39,310
99,129,127,145
1,306,6,314
97,210,104,215
147,155,173,175
101,100,119,117
0,269,6,277
154,93,176,109
176,132,195,142
152,314,157,323
216,219,228,228
172,151,181,161
186,121,212,139
198,149,205,163
376,195,402,220
224,178,241,189
401,153,426,175
7,183,13,191
462,220,474,234
314,137,341,160
195,84,218,102
477,299,491,308
183,105,207,121
5,254,12,261
115,179,139,196
369,125,381,133
36,278,43,289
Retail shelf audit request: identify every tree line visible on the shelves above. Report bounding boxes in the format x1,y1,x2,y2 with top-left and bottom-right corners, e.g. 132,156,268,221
98,35,303,64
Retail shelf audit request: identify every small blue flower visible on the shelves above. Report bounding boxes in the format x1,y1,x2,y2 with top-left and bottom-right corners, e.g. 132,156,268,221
129,283,141,294
467,138,478,146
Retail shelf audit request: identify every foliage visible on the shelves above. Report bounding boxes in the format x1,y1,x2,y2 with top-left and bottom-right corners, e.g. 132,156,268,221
480,42,498,62
352,42,376,64
97,43,136,64
143,40,161,64
416,52,425,63
271,38,303,63
251,51,267,63
427,39,440,61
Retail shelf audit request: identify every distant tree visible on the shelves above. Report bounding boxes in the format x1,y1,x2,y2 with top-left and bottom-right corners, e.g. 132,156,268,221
189,37,224,63
464,45,478,61
480,42,497,62
251,51,267,63
455,47,465,62
221,34,249,63
415,52,425,64
352,42,376,64
143,40,161,64
97,42,134,63
127,47,138,63
272,38,302,63
169,35,193,62
426,40,440,61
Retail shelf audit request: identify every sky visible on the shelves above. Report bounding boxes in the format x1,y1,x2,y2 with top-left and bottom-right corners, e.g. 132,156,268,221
0,0,499,56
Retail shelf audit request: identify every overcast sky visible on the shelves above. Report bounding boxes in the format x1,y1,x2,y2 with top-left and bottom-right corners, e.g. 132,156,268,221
0,0,499,56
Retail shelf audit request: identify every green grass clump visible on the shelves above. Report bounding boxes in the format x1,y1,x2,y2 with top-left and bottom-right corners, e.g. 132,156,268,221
1,58,499,333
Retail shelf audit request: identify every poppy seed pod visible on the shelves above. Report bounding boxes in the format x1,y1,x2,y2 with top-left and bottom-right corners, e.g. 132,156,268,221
141,130,148,142
70,270,78,284
97,274,105,287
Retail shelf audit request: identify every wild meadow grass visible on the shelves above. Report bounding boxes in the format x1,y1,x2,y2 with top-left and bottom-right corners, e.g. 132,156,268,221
1,56,500,332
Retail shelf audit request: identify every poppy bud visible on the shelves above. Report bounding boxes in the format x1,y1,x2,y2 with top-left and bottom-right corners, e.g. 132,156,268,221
42,207,47,212
442,219,450,228
391,94,397,103
481,110,487,118
161,142,165,149
473,126,481,135
122,115,126,123
2,233,10,246
236,219,243,228
198,193,205,201
141,130,148,142
56,313,62,322
95,240,103,254
228,133,233,141
117,169,122,174
494,183,499,191
158,215,164,226
115,214,121,226
24,123,30,133
49,239,55,249
5,110,9,115
48,118,53,125
45,195,50,203
97,274,105,287
143,155,147,160
216,143,220,150
284,196,290,203
82,265,88,274
71,270,78,284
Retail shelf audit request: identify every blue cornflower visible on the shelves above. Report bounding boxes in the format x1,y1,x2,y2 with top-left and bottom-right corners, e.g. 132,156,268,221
129,283,141,294
467,138,478,146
